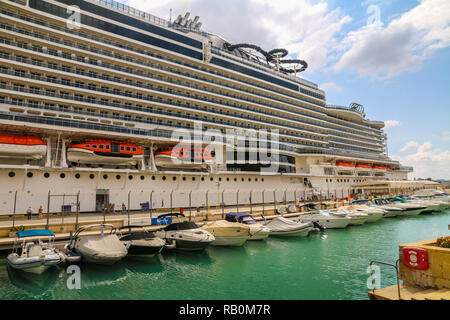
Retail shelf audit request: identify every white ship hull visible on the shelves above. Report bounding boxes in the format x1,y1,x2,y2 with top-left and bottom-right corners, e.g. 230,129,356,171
210,236,249,246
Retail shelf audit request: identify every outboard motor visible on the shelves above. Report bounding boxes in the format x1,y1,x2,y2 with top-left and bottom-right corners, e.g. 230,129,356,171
312,221,326,232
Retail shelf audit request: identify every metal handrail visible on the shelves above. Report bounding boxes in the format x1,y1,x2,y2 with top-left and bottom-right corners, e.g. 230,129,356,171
369,259,401,300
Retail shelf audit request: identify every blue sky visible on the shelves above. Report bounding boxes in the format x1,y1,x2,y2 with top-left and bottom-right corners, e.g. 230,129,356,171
121,0,450,179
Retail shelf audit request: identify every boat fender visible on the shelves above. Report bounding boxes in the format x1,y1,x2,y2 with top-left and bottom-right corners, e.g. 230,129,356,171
402,247,428,270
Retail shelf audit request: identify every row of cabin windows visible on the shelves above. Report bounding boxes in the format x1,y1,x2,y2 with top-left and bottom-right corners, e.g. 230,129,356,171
7,172,264,182
84,144,137,152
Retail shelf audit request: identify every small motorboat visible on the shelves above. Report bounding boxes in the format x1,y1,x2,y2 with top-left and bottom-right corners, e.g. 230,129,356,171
384,197,427,216
118,226,166,256
67,140,143,166
373,198,405,217
201,220,250,247
52,241,83,264
225,213,271,240
154,213,215,251
297,210,351,229
68,224,128,265
7,229,61,274
263,217,314,237
329,208,369,225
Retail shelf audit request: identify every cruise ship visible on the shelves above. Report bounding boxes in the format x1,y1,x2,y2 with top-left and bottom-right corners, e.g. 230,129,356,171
0,0,413,214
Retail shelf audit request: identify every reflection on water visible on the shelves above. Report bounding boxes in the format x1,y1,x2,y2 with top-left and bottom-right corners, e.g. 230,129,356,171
0,211,449,300
6,265,60,298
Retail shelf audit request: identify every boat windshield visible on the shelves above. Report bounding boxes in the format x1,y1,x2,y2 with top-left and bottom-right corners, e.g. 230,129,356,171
164,222,199,231
241,216,256,224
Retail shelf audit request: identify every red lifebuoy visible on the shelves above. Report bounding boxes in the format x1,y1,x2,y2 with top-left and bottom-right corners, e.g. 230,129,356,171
402,247,429,270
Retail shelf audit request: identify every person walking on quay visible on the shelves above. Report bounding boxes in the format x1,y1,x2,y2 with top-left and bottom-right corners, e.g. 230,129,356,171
122,203,126,213
26,206,33,220
38,205,43,219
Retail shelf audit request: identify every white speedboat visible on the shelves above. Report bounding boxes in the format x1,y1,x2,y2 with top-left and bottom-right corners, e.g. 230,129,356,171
263,217,314,237
201,220,250,246
69,224,128,265
7,229,61,274
342,205,384,223
154,213,215,251
119,226,166,256
329,208,369,225
373,199,405,217
297,210,351,229
384,197,427,216
225,213,271,240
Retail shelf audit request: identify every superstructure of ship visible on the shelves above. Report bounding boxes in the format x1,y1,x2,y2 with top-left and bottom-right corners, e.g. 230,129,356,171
0,0,413,213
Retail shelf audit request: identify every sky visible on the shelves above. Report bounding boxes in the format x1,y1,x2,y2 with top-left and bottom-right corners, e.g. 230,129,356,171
120,0,450,179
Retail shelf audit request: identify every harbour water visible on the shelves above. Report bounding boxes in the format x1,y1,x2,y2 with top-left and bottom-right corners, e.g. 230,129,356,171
0,211,448,300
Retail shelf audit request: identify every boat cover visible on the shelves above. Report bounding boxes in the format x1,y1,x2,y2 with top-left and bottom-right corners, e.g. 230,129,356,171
16,229,55,238
265,217,312,232
202,220,250,237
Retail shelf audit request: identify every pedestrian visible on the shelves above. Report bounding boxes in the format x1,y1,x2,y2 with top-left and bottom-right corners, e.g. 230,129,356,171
38,205,43,219
122,203,126,213
26,206,32,220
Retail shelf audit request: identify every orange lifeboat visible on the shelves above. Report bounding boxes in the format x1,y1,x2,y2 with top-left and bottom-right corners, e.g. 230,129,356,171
155,147,213,170
373,165,391,170
336,162,355,168
67,140,143,166
356,164,372,169
0,134,47,159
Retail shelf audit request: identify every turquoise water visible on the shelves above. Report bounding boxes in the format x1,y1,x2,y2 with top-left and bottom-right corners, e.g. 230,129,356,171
1,211,449,300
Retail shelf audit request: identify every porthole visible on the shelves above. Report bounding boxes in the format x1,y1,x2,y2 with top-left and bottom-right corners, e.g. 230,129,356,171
103,174,108,180
262,178,264,182
248,178,251,182
116,175,121,180
129,175,133,180
219,178,222,182
89,174,95,179
60,173,66,179
152,176,156,180
201,177,205,181
27,172,33,178
255,178,258,182
241,178,244,182
44,173,50,178
173,177,177,181
210,178,214,182
234,178,237,182
183,177,186,181
192,177,196,181
226,178,230,182
8,172,15,178
75,174,81,179
162,176,166,181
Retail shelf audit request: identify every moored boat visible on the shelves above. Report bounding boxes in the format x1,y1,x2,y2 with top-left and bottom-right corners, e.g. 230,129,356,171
68,224,128,265
201,220,250,246
119,226,166,256
7,229,61,274
154,213,215,251
263,217,314,237
225,213,271,240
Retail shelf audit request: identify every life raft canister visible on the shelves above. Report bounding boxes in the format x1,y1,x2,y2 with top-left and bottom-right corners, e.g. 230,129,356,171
402,247,429,270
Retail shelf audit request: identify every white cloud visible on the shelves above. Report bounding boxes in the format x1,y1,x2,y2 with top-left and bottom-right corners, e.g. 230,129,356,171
400,141,419,152
442,131,450,142
126,0,352,73
392,142,450,179
319,82,343,93
334,0,450,79
384,120,401,129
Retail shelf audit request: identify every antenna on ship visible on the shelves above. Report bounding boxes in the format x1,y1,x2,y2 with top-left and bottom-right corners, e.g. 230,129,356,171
170,8,172,23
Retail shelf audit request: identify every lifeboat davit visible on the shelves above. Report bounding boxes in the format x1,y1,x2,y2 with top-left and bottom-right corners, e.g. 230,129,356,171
67,141,143,166
154,147,213,170
0,135,47,159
